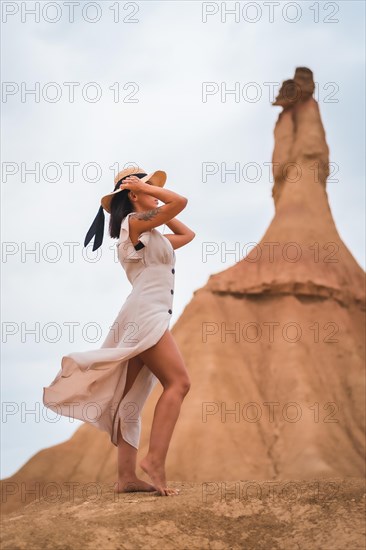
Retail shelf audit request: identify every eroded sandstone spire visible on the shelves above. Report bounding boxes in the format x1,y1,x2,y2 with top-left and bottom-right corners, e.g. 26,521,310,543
207,67,363,309
162,66,365,481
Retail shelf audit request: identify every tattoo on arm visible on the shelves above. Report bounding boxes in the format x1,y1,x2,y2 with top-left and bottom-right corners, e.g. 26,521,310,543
131,208,160,221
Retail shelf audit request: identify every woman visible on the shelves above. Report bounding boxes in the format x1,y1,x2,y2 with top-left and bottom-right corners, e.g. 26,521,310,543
43,167,195,497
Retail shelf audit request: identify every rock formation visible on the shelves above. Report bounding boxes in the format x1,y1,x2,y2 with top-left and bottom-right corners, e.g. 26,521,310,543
2,67,364,515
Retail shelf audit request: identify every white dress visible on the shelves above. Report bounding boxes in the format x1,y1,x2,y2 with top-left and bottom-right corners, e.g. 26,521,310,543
43,213,176,448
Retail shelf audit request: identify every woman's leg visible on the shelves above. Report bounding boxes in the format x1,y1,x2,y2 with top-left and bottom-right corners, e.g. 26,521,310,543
115,355,156,493
137,329,191,496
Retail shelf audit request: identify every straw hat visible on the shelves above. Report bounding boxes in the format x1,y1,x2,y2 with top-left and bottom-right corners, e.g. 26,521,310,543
101,167,167,213
84,167,167,251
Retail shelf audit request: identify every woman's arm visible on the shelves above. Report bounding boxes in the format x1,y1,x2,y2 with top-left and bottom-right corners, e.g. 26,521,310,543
163,217,195,250
120,176,187,233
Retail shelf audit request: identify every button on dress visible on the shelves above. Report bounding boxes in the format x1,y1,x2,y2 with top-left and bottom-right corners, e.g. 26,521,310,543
43,212,176,449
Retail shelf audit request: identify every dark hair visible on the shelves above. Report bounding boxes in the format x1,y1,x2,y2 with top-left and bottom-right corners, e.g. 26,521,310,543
108,189,134,239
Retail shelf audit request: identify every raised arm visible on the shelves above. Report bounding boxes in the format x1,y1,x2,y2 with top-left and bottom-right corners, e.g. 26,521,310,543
161,217,195,250
120,176,188,235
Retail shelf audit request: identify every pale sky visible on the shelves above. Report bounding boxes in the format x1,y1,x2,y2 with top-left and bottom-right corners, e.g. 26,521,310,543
1,0,365,478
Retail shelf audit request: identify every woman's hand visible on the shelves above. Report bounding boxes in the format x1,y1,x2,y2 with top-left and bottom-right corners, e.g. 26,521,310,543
119,175,147,193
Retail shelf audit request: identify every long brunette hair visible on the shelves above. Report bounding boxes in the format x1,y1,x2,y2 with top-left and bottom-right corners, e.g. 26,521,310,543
108,190,134,239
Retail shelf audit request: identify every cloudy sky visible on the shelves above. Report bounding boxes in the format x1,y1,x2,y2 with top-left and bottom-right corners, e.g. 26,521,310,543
2,0,365,478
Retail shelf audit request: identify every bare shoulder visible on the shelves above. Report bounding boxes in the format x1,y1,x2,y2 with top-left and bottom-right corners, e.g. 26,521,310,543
130,208,160,222
129,202,188,234
129,205,182,233
128,208,159,245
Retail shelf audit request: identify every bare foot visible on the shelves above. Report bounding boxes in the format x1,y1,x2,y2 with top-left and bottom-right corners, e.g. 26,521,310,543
140,455,180,496
113,477,157,493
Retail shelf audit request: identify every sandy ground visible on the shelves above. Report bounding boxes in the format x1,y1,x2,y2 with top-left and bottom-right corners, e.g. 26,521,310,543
1,477,365,550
